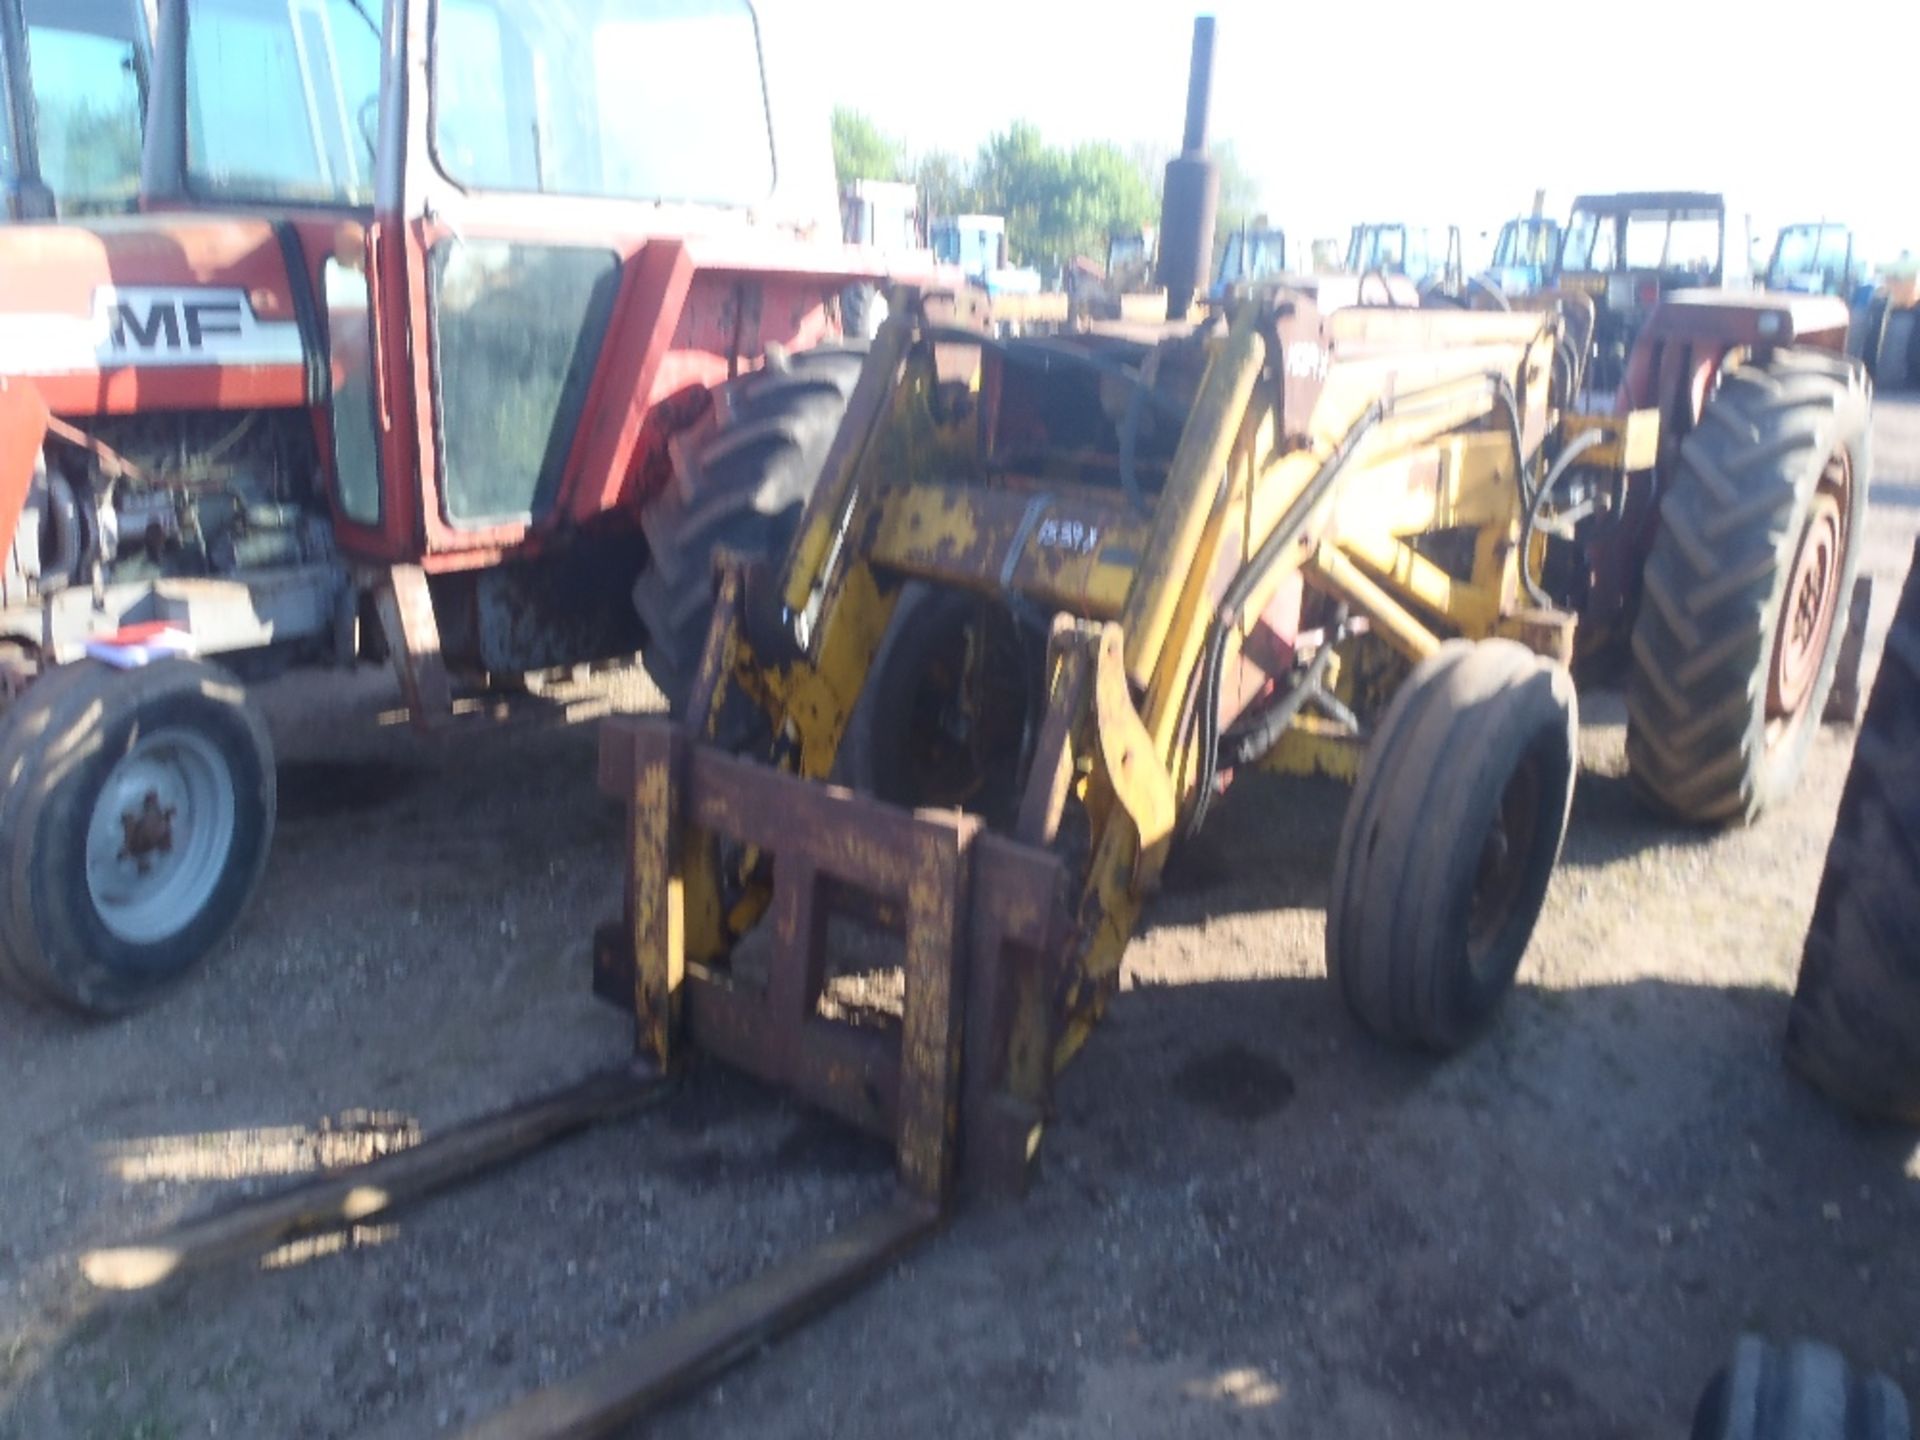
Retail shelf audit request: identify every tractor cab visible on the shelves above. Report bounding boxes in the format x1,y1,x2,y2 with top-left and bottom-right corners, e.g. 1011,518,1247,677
122,0,849,566
1344,221,1463,293
0,0,150,220
1212,222,1287,300
1765,222,1861,299
1558,192,1725,394
1487,214,1563,297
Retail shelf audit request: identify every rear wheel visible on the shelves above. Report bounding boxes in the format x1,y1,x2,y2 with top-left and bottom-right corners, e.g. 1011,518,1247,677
1627,350,1870,824
1692,1336,1911,1440
1327,639,1577,1051
634,344,867,714
1784,538,1920,1120
0,658,275,1014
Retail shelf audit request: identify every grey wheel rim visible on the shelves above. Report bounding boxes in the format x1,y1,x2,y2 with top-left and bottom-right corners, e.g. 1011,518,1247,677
85,727,238,946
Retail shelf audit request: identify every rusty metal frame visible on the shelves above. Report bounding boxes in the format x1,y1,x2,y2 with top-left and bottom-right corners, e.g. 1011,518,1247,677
598,715,1067,1203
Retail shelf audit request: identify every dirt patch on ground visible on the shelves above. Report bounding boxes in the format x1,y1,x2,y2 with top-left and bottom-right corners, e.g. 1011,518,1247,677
3,401,1918,1439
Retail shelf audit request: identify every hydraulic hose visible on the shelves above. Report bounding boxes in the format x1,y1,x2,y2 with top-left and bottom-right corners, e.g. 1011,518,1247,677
1221,607,1349,769
1518,427,1606,608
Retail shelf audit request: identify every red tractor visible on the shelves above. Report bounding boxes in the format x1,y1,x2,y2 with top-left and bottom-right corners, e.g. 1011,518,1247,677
0,0,919,1013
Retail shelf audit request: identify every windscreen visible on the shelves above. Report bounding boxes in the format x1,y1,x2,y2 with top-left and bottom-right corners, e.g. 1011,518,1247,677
1564,206,1721,276
432,0,773,206
185,0,382,205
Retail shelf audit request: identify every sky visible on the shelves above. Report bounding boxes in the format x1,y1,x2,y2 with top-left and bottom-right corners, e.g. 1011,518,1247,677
806,0,1919,261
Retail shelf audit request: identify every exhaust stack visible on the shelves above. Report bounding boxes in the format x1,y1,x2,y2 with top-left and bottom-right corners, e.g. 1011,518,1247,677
1156,16,1222,320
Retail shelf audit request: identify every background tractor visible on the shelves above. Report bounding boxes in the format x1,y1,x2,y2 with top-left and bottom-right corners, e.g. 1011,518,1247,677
1765,220,1864,299
1344,221,1465,298
0,0,926,1014
1557,191,1734,396
1210,219,1290,301
1486,213,1563,297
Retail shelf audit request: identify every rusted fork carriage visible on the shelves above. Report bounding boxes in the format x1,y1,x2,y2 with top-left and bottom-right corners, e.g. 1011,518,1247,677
593,285,1598,1208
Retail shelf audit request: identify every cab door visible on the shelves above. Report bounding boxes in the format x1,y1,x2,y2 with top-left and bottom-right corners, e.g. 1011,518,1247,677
379,0,785,564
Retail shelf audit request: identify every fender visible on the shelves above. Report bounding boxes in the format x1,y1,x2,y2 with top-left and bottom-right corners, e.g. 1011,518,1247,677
0,375,48,562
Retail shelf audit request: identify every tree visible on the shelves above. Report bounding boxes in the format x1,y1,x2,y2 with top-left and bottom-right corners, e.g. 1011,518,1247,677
1211,141,1264,238
831,109,906,188
913,150,973,223
966,124,1159,278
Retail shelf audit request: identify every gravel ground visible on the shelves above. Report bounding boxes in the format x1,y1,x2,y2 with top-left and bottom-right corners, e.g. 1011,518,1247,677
2,398,1917,1440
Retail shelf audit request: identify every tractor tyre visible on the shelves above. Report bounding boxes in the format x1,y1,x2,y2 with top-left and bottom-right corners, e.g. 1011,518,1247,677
0,658,275,1015
1692,1336,1911,1440
634,344,867,715
1783,537,1920,1121
1626,349,1870,825
1327,639,1577,1051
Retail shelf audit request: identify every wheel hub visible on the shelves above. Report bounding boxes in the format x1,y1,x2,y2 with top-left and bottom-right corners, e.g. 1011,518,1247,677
1769,490,1844,724
1468,754,1541,975
119,791,177,873
86,728,238,947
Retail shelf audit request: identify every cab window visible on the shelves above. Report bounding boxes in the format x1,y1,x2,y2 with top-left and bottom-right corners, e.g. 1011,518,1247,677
185,0,381,206
23,0,147,214
433,0,773,207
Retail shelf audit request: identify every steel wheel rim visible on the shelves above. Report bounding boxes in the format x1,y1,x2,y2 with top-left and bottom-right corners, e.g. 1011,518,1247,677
1767,447,1853,740
1467,751,1542,978
85,727,237,946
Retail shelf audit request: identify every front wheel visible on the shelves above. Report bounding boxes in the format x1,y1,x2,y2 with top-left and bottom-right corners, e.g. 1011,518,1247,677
1327,639,1577,1051
0,658,275,1014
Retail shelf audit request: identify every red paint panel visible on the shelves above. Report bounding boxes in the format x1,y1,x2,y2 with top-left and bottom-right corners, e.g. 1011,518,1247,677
0,217,294,317
30,365,308,416
561,241,697,523
0,379,49,561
